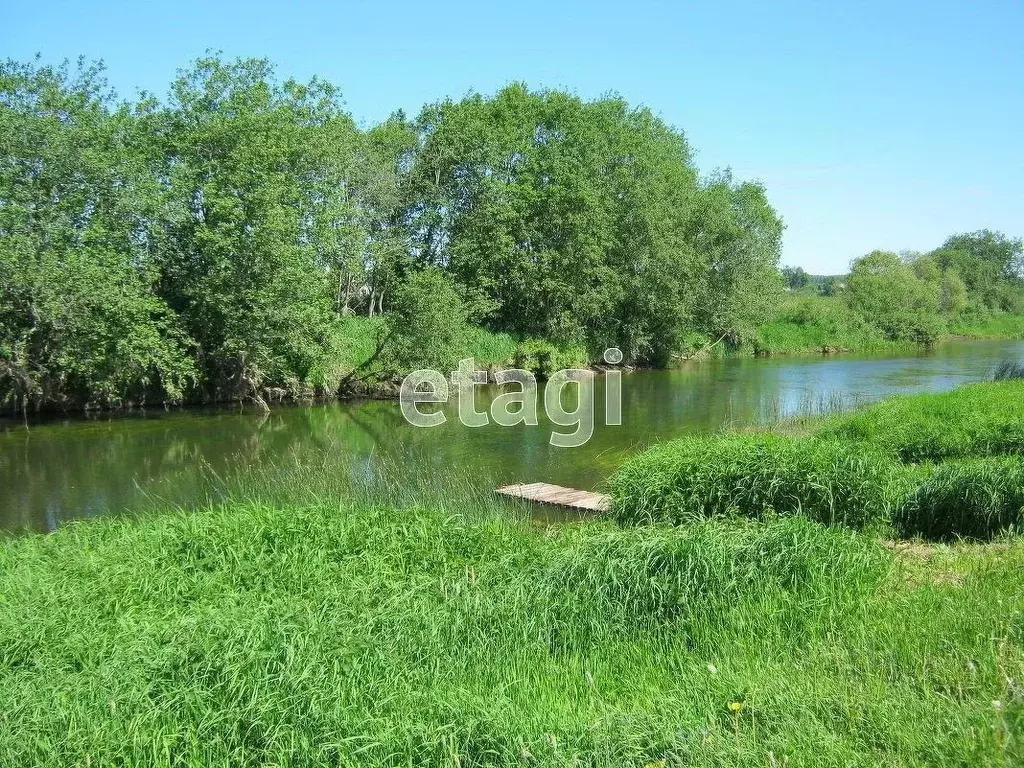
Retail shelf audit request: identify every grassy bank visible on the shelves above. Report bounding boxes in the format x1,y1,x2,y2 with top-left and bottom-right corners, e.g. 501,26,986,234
610,380,1024,540
339,316,587,384
753,295,903,355
949,312,1024,340
1,501,1021,766
2,382,1023,765
752,294,1024,356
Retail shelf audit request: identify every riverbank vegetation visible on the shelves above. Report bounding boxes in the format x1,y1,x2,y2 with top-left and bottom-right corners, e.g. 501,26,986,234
0,55,782,412
611,379,1024,540
4,55,1022,413
2,493,1021,766
0,380,1021,764
760,231,1024,355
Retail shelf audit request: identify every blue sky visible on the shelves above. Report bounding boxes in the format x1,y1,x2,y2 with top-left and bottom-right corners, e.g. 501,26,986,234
4,0,1022,273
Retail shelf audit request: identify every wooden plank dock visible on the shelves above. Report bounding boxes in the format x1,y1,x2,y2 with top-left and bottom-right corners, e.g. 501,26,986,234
495,482,610,512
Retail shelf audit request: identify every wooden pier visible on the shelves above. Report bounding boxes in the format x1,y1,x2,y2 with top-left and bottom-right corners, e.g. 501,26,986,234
495,482,610,512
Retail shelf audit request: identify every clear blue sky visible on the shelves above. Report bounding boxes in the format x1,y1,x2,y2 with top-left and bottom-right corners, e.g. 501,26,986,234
5,0,1022,273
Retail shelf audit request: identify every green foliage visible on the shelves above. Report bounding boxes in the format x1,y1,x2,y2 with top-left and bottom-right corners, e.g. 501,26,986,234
949,310,1024,339
156,56,361,401
846,250,946,345
1,56,790,410
609,433,901,529
377,268,473,377
814,380,1024,462
465,326,517,367
4,53,1022,409
409,85,782,363
511,338,589,378
0,59,197,410
897,458,1024,540
934,230,1024,312
754,294,893,354
782,265,810,290
2,499,1022,766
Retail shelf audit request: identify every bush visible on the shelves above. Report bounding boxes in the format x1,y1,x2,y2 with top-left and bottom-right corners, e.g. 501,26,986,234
815,380,1024,462
609,433,902,529
381,269,473,376
512,338,589,379
754,295,892,355
465,326,517,366
896,458,1024,540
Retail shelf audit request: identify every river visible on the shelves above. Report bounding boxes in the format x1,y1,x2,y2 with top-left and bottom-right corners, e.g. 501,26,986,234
1,339,1022,532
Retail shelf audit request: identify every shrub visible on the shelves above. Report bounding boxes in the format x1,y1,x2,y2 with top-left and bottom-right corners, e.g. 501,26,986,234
753,295,892,355
381,269,472,376
609,434,902,529
465,326,517,366
815,380,1024,462
896,457,1024,540
512,338,589,379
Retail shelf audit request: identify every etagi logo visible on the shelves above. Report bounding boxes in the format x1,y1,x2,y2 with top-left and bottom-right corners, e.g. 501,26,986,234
399,348,624,448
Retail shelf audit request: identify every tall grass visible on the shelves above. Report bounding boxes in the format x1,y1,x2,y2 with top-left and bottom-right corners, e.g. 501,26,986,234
1,502,1021,766
753,295,902,355
609,433,904,529
466,326,518,366
949,311,1024,340
814,380,1024,462
511,338,590,378
611,381,1024,541
897,457,1024,541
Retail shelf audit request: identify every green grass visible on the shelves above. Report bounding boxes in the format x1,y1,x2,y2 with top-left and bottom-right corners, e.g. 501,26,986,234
754,296,1024,356
4,381,1024,764
753,295,904,355
949,312,1024,340
610,381,1024,541
896,457,1024,541
335,317,583,380
335,315,388,371
1,501,1021,766
511,338,591,377
609,433,905,530
814,380,1024,462
466,326,518,366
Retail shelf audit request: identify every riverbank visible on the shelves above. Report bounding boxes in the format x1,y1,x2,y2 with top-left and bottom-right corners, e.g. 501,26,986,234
1,382,1022,765
748,296,1024,358
610,379,1024,540
1,500,1020,766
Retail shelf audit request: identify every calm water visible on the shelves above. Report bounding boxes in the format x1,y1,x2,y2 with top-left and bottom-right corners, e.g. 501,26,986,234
2,339,1022,532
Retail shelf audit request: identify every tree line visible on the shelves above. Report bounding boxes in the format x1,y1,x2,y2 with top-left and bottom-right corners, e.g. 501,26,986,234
781,231,1024,346
0,55,783,412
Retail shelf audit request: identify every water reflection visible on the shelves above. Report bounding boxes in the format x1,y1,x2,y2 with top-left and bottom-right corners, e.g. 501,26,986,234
1,340,1021,531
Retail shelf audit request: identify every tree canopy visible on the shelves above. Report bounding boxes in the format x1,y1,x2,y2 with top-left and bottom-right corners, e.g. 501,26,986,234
5,54,1018,412
0,55,789,411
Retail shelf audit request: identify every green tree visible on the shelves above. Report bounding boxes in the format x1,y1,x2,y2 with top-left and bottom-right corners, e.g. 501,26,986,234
381,268,471,376
782,265,809,290
406,85,781,363
847,251,945,344
932,230,1024,311
154,56,362,404
0,58,195,412
940,269,968,315
690,174,784,348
